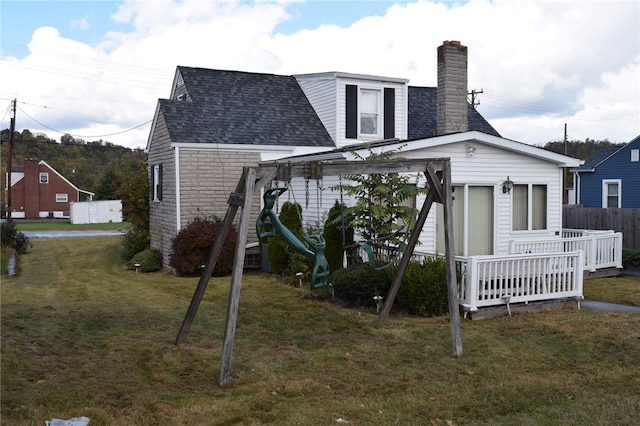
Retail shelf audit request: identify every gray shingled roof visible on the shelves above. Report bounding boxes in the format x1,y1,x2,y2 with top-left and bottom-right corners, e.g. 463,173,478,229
407,86,501,139
573,145,624,171
160,67,335,147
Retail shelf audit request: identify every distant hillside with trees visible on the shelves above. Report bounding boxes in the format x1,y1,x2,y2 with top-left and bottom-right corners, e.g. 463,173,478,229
1,129,146,198
539,138,626,160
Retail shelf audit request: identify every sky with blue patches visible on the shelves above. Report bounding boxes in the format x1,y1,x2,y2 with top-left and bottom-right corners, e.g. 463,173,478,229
1,0,638,149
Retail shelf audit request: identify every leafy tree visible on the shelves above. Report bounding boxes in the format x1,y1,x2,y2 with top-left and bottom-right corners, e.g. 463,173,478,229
95,169,120,200
339,145,426,259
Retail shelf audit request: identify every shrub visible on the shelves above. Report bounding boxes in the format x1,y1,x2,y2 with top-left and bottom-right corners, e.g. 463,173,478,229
170,216,237,276
394,256,449,317
0,221,31,254
121,226,150,261
330,263,391,308
127,249,162,272
323,201,354,273
266,201,311,280
622,248,640,267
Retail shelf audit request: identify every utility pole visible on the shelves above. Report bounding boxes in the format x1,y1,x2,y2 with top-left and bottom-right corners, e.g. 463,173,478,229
6,98,16,221
468,88,483,109
563,123,568,205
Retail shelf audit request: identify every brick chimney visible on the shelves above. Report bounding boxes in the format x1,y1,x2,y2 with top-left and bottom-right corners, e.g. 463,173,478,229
436,40,468,135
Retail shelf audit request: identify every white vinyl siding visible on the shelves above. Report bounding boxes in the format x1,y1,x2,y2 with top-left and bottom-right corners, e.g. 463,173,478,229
412,141,561,256
295,77,338,142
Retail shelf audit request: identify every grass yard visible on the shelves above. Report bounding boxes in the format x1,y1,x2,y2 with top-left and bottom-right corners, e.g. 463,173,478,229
2,236,639,425
584,273,640,306
14,220,130,231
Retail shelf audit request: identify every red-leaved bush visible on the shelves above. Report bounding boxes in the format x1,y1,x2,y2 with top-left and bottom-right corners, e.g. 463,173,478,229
169,216,238,276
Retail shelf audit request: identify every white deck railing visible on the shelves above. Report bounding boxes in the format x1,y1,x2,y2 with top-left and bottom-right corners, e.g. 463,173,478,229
411,251,584,315
509,231,623,272
458,251,584,314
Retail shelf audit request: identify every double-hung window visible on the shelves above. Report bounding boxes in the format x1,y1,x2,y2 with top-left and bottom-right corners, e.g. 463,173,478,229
39,172,49,184
345,85,395,140
512,184,547,231
359,89,380,136
602,180,621,208
56,193,68,203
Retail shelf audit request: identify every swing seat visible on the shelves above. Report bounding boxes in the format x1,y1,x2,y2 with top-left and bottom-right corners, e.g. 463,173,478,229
305,235,330,289
256,188,330,289
354,227,409,271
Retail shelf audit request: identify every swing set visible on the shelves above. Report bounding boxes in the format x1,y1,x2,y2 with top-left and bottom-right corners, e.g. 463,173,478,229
174,158,462,387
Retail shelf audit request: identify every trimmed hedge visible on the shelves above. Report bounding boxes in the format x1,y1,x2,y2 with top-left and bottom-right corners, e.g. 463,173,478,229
330,255,451,316
127,249,162,272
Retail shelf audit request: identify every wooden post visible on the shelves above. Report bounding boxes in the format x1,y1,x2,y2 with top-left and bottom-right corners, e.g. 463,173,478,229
219,167,257,386
174,170,247,345
442,160,463,357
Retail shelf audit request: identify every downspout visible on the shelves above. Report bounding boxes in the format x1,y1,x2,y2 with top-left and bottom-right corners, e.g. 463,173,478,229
175,146,181,231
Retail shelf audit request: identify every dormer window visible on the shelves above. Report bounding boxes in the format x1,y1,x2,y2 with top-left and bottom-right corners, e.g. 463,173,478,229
177,94,186,101
360,89,380,136
346,85,395,140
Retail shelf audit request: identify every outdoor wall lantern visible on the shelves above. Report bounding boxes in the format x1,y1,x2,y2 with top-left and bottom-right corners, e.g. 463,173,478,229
502,177,514,194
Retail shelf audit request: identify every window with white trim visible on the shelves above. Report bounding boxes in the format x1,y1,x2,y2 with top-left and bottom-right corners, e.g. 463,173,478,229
512,184,547,231
39,172,49,184
152,164,163,202
345,85,395,140
631,149,639,162
359,89,380,136
56,193,68,203
602,180,621,208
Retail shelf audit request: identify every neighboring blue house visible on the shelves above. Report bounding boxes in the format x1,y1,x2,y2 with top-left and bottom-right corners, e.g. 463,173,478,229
572,136,640,208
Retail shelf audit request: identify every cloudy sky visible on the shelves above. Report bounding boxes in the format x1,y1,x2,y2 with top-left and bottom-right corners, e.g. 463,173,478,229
1,0,638,150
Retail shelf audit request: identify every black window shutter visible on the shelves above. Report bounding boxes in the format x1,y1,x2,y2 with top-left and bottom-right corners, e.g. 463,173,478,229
346,85,357,139
384,88,395,139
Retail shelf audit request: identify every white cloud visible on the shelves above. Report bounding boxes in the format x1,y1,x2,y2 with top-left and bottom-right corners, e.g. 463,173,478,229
70,16,90,30
0,0,638,149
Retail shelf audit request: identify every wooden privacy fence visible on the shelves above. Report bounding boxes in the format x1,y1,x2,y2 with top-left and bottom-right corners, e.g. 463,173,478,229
563,206,640,250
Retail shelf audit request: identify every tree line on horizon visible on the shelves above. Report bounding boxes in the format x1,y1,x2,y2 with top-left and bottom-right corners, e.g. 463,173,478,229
0,128,627,211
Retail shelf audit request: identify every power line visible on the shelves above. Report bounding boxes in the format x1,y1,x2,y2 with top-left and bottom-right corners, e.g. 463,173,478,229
16,105,152,139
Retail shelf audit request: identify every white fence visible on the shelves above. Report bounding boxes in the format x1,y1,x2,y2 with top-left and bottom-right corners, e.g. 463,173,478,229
410,250,585,315
458,251,584,314
509,231,623,272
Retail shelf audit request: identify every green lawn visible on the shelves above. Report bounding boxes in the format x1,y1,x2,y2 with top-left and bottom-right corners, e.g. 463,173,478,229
2,236,639,425
14,220,130,231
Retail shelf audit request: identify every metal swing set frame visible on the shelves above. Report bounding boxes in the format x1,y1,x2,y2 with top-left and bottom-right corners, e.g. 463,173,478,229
174,158,462,387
